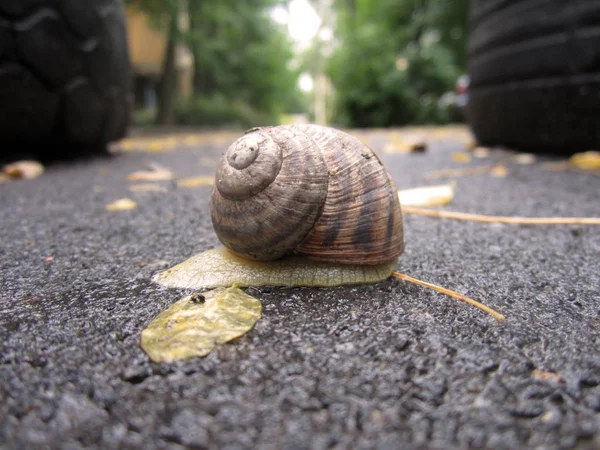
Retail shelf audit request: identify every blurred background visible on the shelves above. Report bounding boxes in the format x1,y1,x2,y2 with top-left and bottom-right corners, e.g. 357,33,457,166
125,0,469,129
2,0,598,160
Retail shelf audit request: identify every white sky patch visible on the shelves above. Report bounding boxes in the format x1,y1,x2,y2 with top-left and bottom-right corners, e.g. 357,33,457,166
271,0,321,50
298,72,314,92
270,5,289,25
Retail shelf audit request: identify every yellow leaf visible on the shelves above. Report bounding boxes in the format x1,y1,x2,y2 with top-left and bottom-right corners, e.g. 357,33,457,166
147,141,167,153
514,153,536,165
141,287,262,363
127,163,174,181
129,184,168,193
398,183,455,207
2,160,44,180
569,151,600,170
106,198,137,211
490,164,509,177
153,247,398,289
451,152,471,163
177,176,215,188
473,147,490,158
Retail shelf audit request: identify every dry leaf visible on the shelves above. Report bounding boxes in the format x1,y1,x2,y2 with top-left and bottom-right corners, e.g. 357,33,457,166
2,160,44,180
398,183,455,207
106,198,137,211
532,369,565,384
514,153,536,165
141,287,262,362
424,164,495,180
177,176,215,188
129,184,168,193
473,147,490,158
382,143,412,154
451,152,471,163
569,151,600,170
127,163,174,181
490,164,509,177
153,247,398,289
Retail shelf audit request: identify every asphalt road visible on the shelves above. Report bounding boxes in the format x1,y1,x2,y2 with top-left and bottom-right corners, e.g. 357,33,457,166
1,126,599,449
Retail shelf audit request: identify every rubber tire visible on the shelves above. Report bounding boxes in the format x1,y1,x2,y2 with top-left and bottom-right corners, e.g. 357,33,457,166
465,0,600,154
0,0,132,162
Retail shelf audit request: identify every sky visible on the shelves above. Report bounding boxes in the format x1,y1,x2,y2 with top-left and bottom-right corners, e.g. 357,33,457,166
271,0,321,48
270,0,323,92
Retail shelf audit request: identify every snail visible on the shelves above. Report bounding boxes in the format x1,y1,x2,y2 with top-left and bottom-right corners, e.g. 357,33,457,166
152,125,504,321
210,124,404,264
154,125,405,289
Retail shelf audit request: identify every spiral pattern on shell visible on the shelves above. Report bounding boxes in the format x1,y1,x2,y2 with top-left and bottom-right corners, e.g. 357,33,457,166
210,125,404,265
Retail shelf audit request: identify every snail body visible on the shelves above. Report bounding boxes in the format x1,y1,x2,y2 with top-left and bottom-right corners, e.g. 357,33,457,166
210,125,404,265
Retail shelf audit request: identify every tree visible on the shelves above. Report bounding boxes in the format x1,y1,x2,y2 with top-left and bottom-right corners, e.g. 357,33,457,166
327,0,469,127
126,0,304,126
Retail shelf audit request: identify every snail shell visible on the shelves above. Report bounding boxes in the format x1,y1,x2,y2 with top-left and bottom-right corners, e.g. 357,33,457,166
210,125,404,265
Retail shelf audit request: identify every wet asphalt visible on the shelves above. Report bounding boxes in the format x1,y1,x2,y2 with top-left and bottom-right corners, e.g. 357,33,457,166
1,127,599,449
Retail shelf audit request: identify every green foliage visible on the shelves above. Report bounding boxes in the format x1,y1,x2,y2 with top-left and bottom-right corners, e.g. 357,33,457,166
188,0,304,123
174,94,272,128
126,0,305,126
327,0,469,127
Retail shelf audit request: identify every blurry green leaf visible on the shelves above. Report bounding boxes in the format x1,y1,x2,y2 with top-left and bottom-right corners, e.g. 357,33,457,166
141,287,262,363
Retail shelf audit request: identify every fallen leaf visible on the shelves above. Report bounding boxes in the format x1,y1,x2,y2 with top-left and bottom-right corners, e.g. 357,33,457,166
451,152,471,163
129,184,168,193
127,163,174,181
153,247,398,289
569,151,600,170
106,198,137,211
463,136,478,150
473,147,490,158
141,287,262,362
182,135,203,146
177,176,215,188
398,183,455,207
532,369,565,384
490,164,509,177
514,153,536,165
147,141,168,153
2,160,44,180
424,164,496,180
382,143,412,154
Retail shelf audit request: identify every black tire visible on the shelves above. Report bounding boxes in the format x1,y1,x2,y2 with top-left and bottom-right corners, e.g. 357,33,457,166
465,0,600,154
0,0,132,162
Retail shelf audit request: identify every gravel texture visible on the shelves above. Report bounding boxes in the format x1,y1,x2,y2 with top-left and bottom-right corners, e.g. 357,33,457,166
1,127,599,449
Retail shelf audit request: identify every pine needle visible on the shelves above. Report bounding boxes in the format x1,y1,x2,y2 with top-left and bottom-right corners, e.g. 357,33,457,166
392,272,505,322
402,207,600,225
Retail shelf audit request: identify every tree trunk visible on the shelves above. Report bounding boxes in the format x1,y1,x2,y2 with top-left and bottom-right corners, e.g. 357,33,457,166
156,16,178,125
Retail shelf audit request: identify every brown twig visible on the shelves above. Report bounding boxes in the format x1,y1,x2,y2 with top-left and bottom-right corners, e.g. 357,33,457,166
402,207,600,225
392,272,505,322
